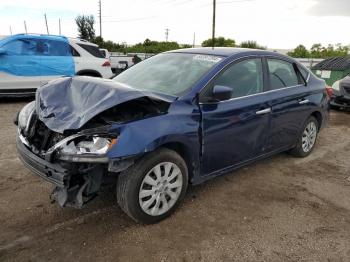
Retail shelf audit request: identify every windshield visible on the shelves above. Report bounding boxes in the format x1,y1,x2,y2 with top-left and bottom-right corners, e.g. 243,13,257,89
113,53,223,96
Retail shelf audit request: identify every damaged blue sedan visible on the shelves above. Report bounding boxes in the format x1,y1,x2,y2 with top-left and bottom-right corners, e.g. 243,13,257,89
16,48,330,223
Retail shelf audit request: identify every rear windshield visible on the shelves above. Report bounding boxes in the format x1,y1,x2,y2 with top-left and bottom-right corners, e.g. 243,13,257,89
77,43,104,58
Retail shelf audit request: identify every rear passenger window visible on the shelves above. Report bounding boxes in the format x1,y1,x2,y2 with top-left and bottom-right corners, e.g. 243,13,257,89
210,58,264,99
267,59,299,89
37,40,71,56
77,44,104,58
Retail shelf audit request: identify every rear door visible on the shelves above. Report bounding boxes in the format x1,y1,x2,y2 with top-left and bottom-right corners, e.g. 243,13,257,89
199,57,271,176
264,57,311,151
0,38,42,92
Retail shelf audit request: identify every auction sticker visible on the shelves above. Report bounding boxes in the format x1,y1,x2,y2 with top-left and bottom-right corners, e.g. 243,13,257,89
193,55,222,63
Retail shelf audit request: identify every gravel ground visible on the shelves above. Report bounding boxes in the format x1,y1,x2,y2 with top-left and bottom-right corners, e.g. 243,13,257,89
0,99,349,262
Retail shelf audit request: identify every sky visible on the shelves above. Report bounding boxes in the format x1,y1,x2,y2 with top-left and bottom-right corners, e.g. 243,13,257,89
0,0,350,49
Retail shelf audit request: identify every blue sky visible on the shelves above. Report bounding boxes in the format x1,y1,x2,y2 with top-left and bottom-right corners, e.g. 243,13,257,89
0,0,350,49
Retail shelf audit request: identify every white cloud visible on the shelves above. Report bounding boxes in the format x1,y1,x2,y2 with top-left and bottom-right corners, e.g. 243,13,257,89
0,0,349,49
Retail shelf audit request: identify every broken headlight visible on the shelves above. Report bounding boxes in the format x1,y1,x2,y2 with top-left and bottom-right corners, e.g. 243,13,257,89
57,136,117,162
18,101,35,130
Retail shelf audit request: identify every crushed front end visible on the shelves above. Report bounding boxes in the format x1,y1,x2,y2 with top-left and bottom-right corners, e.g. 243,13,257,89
15,101,121,208
15,77,173,208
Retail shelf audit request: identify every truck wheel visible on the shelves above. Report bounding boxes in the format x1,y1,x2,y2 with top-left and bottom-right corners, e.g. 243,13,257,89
290,116,319,158
116,148,188,224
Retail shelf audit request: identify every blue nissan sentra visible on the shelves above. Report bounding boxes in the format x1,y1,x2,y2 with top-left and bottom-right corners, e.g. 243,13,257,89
16,48,330,223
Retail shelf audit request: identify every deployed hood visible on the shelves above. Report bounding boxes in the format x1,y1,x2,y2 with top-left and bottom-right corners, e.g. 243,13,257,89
36,76,175,133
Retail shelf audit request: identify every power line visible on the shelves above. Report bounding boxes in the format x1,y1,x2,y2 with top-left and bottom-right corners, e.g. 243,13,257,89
100,16,156,23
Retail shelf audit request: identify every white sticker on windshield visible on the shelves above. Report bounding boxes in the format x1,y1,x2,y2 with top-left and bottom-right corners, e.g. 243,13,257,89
193,55,222,63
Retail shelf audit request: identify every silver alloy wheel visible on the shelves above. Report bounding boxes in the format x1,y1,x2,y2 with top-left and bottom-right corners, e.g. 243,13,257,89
302,121,317,153
139,162,183,216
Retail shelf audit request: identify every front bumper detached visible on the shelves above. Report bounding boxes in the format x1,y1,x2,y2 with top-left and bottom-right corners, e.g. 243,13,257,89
16,136,69,188
16,136,104,208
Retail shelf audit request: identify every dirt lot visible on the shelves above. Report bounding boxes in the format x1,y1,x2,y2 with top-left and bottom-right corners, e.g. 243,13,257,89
0,99,349,262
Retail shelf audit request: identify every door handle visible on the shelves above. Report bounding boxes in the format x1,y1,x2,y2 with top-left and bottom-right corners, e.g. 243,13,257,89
299,99,309,105
256,108,271,115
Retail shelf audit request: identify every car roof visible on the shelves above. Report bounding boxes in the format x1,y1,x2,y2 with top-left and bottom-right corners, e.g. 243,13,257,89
167,47,282,57
1,34,68,42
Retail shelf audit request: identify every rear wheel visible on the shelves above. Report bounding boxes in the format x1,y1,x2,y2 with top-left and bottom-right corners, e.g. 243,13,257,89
290,116,319,157
116,148,188,224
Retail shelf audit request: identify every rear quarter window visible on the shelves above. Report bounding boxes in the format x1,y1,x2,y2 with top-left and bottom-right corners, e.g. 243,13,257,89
77,44,104,58
267,59,299,90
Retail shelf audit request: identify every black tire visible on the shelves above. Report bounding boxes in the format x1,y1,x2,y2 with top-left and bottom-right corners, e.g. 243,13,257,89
290,116,319,158
116,148,188,224
80,74,101,78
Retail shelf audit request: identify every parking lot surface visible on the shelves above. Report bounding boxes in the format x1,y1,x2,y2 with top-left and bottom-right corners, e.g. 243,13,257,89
0,99,349,262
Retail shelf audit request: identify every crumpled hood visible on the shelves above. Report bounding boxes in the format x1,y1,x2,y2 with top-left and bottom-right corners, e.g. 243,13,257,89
36,76,175,133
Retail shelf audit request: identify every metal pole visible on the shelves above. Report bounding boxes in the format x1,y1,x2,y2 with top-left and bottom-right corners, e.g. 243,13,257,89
45,14,49,34
99,0,102,37
10,26,12,35
165,28,169,42
212,0,216,49
24,21,27,34
193,32,195,48
59,18,61,35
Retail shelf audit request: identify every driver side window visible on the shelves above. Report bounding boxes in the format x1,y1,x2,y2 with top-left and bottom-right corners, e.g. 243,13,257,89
208,58,264,99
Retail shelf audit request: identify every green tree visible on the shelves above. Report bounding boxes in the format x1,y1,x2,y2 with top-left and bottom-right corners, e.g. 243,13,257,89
127,39,180,53
75,15,95,42
202,37,236,47
287,45,310,58
181,44,192,48
240,40,266,50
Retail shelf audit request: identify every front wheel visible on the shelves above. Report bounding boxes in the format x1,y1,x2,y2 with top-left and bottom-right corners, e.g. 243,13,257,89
290,116,319,157
116,148,188,224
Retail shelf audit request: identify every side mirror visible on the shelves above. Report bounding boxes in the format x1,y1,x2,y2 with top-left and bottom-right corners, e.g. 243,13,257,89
0,48,7,55
212,85,232,101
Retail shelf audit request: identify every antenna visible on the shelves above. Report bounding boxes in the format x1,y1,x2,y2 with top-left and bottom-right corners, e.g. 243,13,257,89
45,13,49,34
24,21,27,34
10,26,13,35
59,18,61,35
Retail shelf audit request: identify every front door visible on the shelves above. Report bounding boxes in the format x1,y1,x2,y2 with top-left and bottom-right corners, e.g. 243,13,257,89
0,38,42,92
199,58,271,176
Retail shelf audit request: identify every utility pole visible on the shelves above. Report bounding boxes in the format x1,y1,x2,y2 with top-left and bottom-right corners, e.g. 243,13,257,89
212,0,216,49
10,26,12,35
193,32,196,48
59,18,61,35
98,0,102,37
165,28,169,42
44,14,49,34
24,21,27,34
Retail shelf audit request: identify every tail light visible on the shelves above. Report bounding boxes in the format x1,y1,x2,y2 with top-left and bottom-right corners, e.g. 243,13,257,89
326,86,333,97
102,60,111,67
